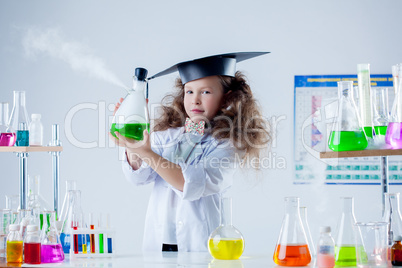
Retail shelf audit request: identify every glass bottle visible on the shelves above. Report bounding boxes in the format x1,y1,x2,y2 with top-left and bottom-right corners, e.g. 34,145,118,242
6,224,23,263
334,197,357,266
18,208,35,240
392,235,402,266
24,225,41,264
40,210,64,263
382,193,402,249
61,190,83,254
27,175,51,230
8,91,30,136
110,68,150,140
208,197,244,260
300,206,316,259
357,63,374,138
328,81,368,151
29,114,43,146
0,102,16,146
317,226,335,268
273,197,311,266
386,66,402,148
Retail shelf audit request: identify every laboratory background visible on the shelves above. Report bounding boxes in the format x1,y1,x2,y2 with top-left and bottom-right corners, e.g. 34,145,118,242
1,0,402,260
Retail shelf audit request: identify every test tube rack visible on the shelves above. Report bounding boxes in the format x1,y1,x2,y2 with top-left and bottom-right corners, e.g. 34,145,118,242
69,227,116,259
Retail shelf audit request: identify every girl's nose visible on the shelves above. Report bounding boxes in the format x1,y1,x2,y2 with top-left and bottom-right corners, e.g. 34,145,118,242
192,95,201,105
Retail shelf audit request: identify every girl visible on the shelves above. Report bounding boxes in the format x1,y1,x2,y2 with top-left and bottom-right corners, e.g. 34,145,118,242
110,52,271,252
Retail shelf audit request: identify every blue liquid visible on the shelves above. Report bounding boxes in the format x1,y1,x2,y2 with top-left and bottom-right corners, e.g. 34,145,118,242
107,237,113,253
61,233,84,253
16,130,29,146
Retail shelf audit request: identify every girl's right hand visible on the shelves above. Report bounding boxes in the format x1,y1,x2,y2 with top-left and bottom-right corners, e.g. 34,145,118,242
113,97,124,115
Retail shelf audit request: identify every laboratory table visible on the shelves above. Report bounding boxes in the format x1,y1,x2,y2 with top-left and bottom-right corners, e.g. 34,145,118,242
0,252,314,268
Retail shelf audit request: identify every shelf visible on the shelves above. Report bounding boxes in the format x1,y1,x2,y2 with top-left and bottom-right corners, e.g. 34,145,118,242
320,149,402,159
0,146,62,153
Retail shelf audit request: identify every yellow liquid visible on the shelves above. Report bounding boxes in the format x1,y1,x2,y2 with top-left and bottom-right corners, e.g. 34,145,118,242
82,243,87,254
6,241,23,263
208,238,244,260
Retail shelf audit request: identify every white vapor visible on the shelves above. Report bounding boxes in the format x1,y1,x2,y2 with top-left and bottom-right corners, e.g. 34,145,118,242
22,27,128,90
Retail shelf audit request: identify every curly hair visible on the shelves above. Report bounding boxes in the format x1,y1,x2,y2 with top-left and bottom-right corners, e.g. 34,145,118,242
153,71,271,160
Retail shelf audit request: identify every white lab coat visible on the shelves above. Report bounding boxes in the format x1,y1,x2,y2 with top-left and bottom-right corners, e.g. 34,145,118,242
122,127,238,252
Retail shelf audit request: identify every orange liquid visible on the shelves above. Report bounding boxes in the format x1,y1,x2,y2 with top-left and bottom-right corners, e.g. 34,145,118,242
273,244,311,266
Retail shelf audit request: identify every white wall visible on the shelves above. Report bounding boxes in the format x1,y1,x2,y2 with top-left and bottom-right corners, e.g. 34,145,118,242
1,0,402,255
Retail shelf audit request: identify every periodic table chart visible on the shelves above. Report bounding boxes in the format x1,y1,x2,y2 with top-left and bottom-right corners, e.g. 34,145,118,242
294,74,402,185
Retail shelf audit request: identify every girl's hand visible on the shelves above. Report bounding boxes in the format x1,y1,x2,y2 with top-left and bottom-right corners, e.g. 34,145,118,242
113,97,124,115
113,130,151,158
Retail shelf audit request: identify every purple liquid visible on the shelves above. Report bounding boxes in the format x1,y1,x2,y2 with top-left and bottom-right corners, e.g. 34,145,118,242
0,133,16,146
385,122,402,149
41,244,64,263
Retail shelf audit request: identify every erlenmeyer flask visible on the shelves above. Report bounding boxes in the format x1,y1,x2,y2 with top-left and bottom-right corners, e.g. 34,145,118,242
208,197,244,260
58,180,77,231
334,197,357,266
40,210,64,263
386,67,402,148
382,193,402,250
328,81,368,151
273,197,311,266
110,68,149,140
300,206,316,259
27,175,51,230
8,91,30,135
0,102,16,146
60,190,83,254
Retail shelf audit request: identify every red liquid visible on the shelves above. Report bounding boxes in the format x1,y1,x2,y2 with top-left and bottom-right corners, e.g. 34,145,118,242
73,226,78,254
0,133,16,146
273,244,311,266
24,242,41,264
90,225,95,253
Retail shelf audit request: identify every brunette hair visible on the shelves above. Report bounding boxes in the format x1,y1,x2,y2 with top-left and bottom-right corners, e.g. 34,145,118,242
153,71,271,160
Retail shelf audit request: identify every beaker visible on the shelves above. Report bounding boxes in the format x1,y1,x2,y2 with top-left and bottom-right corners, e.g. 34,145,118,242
328,81,368,151
357,63,374,138
273,197,311,266
40,210,64,263
334,197,357,266
371,87,389,145
382,193,402,250
8,91,30,134
300,206,316,259
208,197,244,260
0,102,16,146
27,175,51,230
110,68,149,140
354,222,389,267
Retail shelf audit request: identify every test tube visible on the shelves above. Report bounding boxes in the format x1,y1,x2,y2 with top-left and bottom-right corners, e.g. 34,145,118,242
106,213,113,254
89,213,95,254
98,213,104,254
81,214,87,254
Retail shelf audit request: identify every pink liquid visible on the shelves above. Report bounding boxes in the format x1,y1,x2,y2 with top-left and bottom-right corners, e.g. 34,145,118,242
385,122,402,149
41,244,64,263
317,253,335,268
0,133,16,146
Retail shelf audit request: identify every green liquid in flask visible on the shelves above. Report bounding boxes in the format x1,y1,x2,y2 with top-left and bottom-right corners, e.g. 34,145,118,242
328,131,368,151
110,123,149,140
374,125,387,136
335,245,356,266
363,126,374,138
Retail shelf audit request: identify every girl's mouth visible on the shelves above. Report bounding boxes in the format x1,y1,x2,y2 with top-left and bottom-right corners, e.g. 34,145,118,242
191,109,204,113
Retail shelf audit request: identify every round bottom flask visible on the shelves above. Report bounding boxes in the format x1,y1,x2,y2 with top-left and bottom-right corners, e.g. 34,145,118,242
208,197,244,260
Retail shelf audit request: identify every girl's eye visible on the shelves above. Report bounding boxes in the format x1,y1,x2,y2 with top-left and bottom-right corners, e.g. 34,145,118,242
202,91,210,94
186,90,193,94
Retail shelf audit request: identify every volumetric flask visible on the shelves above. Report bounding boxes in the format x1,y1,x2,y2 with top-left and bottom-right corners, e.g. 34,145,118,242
0,102,15,146
382,193,402,250
273,197,311,266
110,68,150,140
40,210,64,263
334,197,357,266
328,81,368,151
208,197,244,260
354,222,389,267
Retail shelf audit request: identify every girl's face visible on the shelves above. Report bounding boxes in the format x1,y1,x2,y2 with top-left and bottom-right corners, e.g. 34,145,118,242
183,76,224,123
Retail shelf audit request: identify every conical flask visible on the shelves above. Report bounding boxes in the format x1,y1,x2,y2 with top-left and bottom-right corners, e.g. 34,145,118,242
60,190,83,254
328,81,368,151
300,206,316,260
334,197,357,266
0,102,16,146
58,180,77,230
110,68,150,141
273,197,311,266
208,197,244,260
382,193,402,249
386,66,402,148
8,91,30,134
40,210,64,263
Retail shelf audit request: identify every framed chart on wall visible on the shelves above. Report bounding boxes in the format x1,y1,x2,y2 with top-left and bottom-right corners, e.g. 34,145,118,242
294,74,402,185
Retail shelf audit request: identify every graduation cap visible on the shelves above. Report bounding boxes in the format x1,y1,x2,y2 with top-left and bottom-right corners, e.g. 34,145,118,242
148,52,269,84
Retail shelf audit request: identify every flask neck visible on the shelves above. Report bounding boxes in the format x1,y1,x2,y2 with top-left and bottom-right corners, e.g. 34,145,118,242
341,197,355,215
220,197,232,226
384,193,401,214
284,197,300,216
131,77,147,93
13,91,26,108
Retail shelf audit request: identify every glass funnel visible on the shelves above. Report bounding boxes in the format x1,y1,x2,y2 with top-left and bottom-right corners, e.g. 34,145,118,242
8,91,30,134
208,197,244,260
0,102,16,146
328,81,368,151
273,197,311,266
40,210,64,263
334,197,357,266
382,193,402,250
110,67,149,141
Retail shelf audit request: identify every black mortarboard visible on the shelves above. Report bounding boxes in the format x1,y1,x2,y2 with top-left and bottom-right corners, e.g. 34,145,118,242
148,52,269,84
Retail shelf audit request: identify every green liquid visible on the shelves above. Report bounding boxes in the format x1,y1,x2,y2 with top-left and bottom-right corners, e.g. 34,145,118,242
110,123,149,140
335,245,357,266
363,126,374,138
328,131,368,151
374,125,387,136
99,233,104,253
